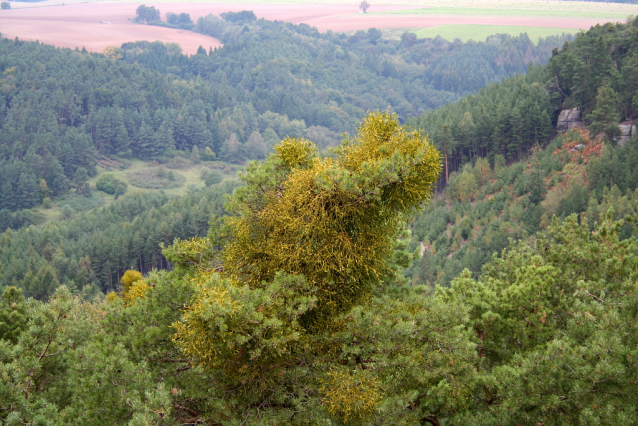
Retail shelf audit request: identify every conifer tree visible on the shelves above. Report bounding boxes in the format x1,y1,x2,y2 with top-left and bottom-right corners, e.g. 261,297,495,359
169,112,447,422
0,286,27,343
588,85,621,143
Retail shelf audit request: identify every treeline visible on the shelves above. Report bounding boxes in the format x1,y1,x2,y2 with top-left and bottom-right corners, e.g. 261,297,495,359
0,13,570,216
137,10,571,108
0,181,238,300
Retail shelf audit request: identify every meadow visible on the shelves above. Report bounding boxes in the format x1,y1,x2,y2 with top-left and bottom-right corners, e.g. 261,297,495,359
378,6,632,19
32,159,241,224
413,25,578,43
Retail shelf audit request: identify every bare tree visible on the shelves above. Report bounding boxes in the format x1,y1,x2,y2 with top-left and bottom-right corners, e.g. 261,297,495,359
359,1,370,13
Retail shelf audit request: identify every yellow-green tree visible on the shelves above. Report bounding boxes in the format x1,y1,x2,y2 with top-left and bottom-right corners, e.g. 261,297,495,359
169,112,460,424
120,270,142,294
221,110,441,324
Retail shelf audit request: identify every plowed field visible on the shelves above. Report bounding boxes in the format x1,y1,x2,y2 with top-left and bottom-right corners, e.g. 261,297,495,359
0,2,631,54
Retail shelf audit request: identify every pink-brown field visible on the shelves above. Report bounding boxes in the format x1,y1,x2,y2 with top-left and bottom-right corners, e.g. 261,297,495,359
0,2,624,54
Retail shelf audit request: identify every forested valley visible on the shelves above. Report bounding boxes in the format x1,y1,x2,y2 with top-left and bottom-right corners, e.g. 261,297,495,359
1,11,638,426
0,10,569,224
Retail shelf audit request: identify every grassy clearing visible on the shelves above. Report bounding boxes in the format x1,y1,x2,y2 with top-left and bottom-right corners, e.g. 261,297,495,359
127,169,188,190
413,25,579,43
376,7,628,19
17,156,246,225
86,158,243,208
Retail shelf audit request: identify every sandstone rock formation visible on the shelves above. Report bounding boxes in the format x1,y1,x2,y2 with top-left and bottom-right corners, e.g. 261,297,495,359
556,108,583,133
618,123,637,147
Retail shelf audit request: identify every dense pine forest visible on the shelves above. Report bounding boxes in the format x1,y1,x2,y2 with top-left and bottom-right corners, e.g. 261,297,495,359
0,13,569,222
1,11,638,426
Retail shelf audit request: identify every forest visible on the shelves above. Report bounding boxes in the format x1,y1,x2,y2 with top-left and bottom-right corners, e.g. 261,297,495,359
0,12,570,221
1,11,638,426
406,17,638,288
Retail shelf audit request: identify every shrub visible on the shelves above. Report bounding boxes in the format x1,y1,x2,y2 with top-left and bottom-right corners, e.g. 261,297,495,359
96,174,127,195
201,147,217,161
56,192,104,211
204,170,223,187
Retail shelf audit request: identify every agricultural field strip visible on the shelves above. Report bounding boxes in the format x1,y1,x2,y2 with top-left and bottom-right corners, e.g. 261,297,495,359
376,7,630,19
413,25,578,43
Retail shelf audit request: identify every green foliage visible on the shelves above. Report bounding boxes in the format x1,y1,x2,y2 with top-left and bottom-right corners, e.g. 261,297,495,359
21,265,61,301
587,85,621,142
409,70,554,181
135,5,160,23
220,10,257,23
203,169,223,186
96,173,128,196
165,11,194,30
439,211,638,424
448,163,478,202
0,287,101,424
2,11,638,426
406,127,638,288
173,271,317,388
56,191,105,212
164,112,467,423
201,146,216,161
0,18,569,213
221,111,441,323
0,287,27,344
0,183,239,295
548,18,638,118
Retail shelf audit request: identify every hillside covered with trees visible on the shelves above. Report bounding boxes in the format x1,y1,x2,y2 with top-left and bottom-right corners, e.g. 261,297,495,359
0,13,570,222
406,17,638,287
409,17,638,180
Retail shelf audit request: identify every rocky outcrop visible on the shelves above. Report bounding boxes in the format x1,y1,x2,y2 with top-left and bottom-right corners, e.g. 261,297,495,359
618,123,637,147
556,108,583,133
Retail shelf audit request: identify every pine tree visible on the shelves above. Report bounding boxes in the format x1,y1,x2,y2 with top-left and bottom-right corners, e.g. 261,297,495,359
620,53,638,117
74,167,90,196
190,145,201,164
588,85,621,143
0,182,15,211
135,121,156,160
439,123,455,183
171,111,442,394
0,286,28,343
16,172,39,209
155,121,175,157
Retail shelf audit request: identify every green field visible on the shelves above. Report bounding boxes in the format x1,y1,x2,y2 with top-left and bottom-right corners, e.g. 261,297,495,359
376,6,629,19
33,159,243,224
413,24,579,43
88,158,241,196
